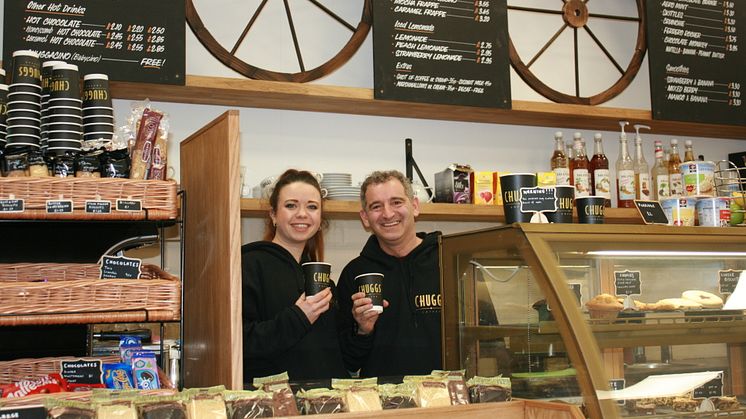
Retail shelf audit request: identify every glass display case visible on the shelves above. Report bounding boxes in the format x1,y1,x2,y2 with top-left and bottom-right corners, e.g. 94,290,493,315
440,224,746,419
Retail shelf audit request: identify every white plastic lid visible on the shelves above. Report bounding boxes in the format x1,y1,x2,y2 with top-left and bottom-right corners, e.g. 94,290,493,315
42,60,66,68
13,50,39,58
0,84,8,91
53,63,79,71
83,73,108,81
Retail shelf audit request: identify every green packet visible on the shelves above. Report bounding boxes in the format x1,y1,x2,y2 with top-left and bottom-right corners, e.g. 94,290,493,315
331,377,378,389
252,371,290,390
510,367,576,379
222,389,272,402
44,398,95,419
466,375,512,389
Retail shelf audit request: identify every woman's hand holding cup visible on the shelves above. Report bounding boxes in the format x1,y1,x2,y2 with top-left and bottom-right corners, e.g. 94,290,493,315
296,288,332,324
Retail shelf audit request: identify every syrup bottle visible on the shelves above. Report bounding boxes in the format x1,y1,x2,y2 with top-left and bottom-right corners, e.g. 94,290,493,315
668,139,683,197
615,121,636,208
570,132,590,197
633,124,651,201
651,140,670,200
550,131,570,186
589,133,611,206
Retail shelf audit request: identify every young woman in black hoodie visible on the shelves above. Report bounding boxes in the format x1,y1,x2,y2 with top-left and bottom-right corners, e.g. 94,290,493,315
241,169,348,383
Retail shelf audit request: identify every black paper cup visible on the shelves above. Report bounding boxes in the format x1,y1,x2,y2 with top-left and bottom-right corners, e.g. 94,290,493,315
47,106,82,116
82,114,114,124
7,91,41,103
6,116,40,126
41,60,66,96
8,83,42,94
84,132,114,141
7,100,42,111
545,186,575,223
7,108,41,119
500,173,537,224
355,273,384,314
47,122,83,132
48,114,83,124
302,262,332,296
83,106,114,117
0,84,7,124
10,50,41,86
576,196,606,224
82,73,112,108
49,63,80,99
7,125,41,136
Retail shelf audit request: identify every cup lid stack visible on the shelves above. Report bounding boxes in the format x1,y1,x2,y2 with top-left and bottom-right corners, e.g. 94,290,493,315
82,73,114,146
46,62,82,157
5,50,42,155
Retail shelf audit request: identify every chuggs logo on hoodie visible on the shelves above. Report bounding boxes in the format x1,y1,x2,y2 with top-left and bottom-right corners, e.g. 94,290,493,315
414,293,442,311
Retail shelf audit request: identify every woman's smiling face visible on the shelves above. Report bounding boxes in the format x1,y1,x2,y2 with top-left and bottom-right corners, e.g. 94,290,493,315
271,181,323,248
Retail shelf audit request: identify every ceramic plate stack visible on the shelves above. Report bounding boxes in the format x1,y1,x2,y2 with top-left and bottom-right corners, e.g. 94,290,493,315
322,173,359,201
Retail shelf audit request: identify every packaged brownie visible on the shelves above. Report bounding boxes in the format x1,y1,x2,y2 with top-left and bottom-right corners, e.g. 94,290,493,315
27,149,49,177
252,372,298,416
101,147,130,178
75,148,103,178
95,400,137,419
432,370,470,405
466,376,512,403
134,395,187,419
45,399,95,419
4,152,28,177
331,378,381,412
296,388,346,415
403,375,451,408
223,390,274,419
183,386,227,419
377,383,417,410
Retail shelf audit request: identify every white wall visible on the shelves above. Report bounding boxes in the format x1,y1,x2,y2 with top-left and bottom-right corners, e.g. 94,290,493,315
3,1,745,273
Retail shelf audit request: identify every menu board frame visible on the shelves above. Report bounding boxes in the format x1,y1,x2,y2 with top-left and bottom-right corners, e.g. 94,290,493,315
646,0,743,126
3,0,185,85
373,0,511,108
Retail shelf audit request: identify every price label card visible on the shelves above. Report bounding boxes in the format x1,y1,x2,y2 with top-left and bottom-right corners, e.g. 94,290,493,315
60,359,103,385
85,200,112,214
100,255,142,279
116,199,142,212
0,406,47,419
520,187,558,213
693,373,724,398
635,200,669,225
0,199,24,212
719,269,742,295
615,270,642,296
46,199,74,214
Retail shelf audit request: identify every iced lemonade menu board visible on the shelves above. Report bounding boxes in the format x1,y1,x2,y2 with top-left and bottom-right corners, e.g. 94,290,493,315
3,0,184,85
373,0,511,108
646,0,743,125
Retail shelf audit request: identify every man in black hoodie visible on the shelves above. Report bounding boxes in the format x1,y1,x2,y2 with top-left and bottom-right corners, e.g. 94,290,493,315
337,170,442,378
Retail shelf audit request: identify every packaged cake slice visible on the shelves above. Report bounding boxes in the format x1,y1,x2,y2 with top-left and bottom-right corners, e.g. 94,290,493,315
331,377,382,412
183,386,227,419
466,375,512,403
296,388,346,415
223,389,274,419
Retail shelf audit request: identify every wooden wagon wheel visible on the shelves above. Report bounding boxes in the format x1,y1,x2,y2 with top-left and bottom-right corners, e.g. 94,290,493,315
186,0,372,82
508,0,647,105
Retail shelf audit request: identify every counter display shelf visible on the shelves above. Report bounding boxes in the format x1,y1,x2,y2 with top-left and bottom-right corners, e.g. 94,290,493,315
440,224,746,419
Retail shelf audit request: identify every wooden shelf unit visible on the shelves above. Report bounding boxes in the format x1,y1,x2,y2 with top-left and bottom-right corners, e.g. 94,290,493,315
111,75,746,140
240,197,643,223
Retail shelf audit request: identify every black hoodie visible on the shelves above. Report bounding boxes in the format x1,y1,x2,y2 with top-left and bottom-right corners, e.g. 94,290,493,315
241,241,348,382
337,232,442,378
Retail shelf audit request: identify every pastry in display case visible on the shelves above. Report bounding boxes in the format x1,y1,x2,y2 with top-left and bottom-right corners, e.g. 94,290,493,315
440,223,746,419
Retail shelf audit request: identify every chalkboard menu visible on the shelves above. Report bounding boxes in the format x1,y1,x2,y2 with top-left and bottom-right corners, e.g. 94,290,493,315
614,270,642,296
646,0,743,126
719,269,742,294
3,0,184,85
373,0,511,108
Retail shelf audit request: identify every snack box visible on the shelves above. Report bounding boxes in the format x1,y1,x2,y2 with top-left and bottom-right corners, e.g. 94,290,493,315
434,164,473,204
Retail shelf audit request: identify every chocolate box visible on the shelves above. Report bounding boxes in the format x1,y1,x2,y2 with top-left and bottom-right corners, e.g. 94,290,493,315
434,164,473,204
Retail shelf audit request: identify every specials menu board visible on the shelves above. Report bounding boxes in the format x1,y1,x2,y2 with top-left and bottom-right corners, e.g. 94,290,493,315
647,0,743,125
373,0,511,108
3,0,184,85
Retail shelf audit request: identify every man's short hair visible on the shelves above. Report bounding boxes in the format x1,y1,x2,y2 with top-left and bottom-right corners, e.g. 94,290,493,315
359,170,414,209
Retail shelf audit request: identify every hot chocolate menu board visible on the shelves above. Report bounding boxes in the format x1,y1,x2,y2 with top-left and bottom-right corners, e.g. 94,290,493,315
646,0,743,126
3,0,184,85
373,0,510,108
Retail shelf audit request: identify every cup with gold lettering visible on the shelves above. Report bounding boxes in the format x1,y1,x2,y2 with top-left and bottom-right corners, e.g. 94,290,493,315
500,173,537,224
546,185,575,223
302,262,332,296
576,196,606,224
355,272,384,314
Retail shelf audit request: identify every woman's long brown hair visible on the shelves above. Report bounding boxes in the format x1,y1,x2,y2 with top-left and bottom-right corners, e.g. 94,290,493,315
263,169,327,261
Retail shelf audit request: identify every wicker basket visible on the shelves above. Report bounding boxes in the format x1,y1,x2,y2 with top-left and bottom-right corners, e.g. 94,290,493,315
0,264,180,326
0,356,174,406
0,177,177,220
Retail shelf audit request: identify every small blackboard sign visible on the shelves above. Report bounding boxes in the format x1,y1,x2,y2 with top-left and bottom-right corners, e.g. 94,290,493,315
116,199,142,212
520,187,557,214
635,200,669,225
0,199,24,212
85,200,112,214
60,359,103,385
693,374,724,398
614,270,642,296
719,269,742,295
373,0,511,108
608,378,625,391
100,255,142,279
0,406,47,419
646,1,744,126
46,199,73,214
3,0,184,85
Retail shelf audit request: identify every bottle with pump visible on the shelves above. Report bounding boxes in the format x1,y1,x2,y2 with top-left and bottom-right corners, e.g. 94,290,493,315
668,139,683,197
616,121,636,208
589,133,611,206
684,140,695,162
570,132,590,197
550,131,570,185
651,140,670,200
633,124,651,201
